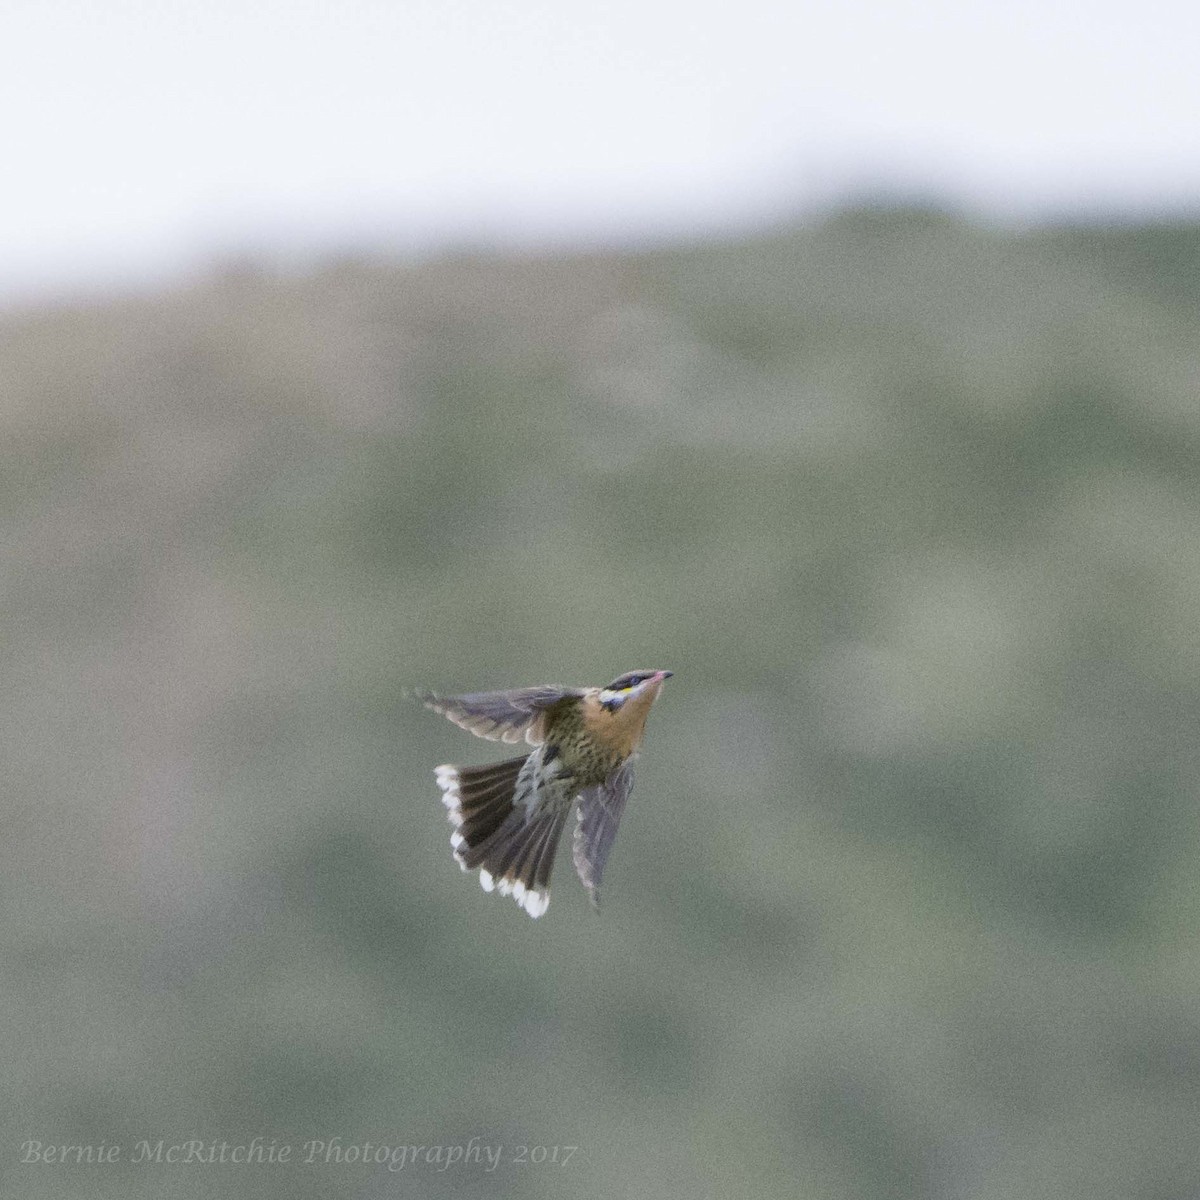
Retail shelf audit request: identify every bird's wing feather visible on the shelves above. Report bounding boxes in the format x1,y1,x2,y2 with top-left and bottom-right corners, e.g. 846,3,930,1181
419,685,581,745
572,760,635,909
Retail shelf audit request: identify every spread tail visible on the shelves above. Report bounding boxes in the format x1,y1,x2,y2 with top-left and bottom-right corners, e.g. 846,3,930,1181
435,753,568,918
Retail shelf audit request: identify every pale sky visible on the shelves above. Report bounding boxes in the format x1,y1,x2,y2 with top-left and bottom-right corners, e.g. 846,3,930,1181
4,0,1200,301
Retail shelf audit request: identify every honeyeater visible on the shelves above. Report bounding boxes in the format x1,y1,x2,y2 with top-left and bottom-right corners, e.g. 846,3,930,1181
419,670,672,918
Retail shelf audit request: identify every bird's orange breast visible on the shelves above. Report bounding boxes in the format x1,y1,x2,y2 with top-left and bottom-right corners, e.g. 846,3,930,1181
579,679,664,761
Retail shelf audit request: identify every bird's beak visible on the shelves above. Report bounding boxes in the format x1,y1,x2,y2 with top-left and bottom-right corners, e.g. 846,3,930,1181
655,670,673,680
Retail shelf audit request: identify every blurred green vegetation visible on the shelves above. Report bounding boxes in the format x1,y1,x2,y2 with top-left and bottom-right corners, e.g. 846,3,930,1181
6,208,1200,1199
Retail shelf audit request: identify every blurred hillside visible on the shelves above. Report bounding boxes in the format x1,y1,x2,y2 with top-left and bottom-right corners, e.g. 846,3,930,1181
6,208,1200,1200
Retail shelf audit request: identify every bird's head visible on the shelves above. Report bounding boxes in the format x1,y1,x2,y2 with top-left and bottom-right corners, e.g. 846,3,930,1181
598,669,673,712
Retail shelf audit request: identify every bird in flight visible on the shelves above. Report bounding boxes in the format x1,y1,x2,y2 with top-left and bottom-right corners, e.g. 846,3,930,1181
419,670,673,918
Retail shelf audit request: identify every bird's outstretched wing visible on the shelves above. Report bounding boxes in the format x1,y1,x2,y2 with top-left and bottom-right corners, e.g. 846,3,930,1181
418,685,582,745
572,761,635,910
